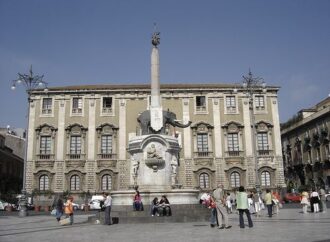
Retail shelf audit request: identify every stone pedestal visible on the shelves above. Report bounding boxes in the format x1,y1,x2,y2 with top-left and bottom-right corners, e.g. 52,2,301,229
113,134,199,206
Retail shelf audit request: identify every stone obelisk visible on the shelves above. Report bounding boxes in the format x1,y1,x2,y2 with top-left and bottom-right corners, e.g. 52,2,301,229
150,31,163,132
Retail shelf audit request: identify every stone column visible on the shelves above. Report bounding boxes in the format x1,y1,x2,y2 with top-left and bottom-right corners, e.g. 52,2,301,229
55,96,66,192
86,96,96,191
242,96,255,188
118,99,128,189
271,96,286,187
26,100,36,193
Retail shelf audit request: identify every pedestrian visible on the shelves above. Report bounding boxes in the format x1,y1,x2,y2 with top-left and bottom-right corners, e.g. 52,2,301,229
133,190,143,211
103,192,112,225
64,196,74,225
151,197,160,216
264,189,273,217
310,189,320,213
272,191,281,214
55,195,64,222
208,194,218,228
159,195,171,216
225,193,232,214
253,191,262,217
319,187,327,213
300,191,310,214
236,186,253,228
213,184,232,229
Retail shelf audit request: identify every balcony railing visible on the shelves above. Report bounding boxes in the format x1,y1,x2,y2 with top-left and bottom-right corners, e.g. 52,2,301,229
258,150,271,156
66,153,85,160
194,151,213,158
196,106,207,112
97,153,117,160
72,108,82,114
102,107,113,114
37,154,55,160
226,106,237,113
41,109,52,114
227,150,241,157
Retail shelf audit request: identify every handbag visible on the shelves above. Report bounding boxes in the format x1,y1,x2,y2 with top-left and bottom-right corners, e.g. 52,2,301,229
210,201,217,208
59,218,71,226
51,209,56,216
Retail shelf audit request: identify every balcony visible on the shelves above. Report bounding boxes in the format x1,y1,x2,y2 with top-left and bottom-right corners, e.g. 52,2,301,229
258,150,273,157
41,109,52,115
66,153,86,160
224,151,244,164
196,106,207,112
36,154,55,160
194,151,213,158
102,107,113,114
226,106,237,113
97,153,117,160
72,108,82,114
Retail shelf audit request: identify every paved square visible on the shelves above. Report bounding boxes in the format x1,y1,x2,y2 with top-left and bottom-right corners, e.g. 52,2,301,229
0,208,329,242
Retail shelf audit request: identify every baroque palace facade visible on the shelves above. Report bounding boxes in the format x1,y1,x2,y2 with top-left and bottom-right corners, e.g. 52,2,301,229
281,97,330,191
25,83,285,199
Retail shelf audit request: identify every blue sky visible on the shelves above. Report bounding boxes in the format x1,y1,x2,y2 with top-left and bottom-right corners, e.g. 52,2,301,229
1,0,329,129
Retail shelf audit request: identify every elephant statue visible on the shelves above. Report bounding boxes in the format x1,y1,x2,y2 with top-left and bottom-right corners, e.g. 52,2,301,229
137,110,192,135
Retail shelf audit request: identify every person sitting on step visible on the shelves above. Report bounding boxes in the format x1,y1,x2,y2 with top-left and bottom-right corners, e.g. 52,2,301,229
159,195,172,216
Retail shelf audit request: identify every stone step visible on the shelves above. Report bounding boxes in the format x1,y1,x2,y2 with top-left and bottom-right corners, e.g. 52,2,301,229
88,204,211,224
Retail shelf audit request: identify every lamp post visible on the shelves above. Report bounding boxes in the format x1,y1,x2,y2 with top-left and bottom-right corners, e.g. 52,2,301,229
242,70,265,193
11,65,48,217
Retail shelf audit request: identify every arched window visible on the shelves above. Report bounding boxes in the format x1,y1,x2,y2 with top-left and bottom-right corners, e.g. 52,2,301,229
230,172,240,188
102,175,112,190
70,175,80,191
261,171,271,186
39,175,49,191
199,173,209,189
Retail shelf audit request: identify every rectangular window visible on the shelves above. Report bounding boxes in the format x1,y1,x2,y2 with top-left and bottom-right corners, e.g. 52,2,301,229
255,96,265,109
70,136,81,154
102,97,113,113
101,135,112,154
197,133,208,153
226,96,236,112
227,133,239,156
257,132,269,150
40,136,51,154
42,98,52,114
72,97,83,114
196,96,206,112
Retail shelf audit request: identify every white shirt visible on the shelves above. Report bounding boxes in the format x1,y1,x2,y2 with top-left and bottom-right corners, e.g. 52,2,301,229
104,195,112,207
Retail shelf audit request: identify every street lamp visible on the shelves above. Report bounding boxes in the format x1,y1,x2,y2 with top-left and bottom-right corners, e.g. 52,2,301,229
241,69,265,193
11,65,48,217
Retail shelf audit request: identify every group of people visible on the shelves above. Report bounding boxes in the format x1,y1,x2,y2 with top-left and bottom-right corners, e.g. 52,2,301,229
300,187,327,214
200,185,288,229
133,191,172,216
52,192,113,226
53,195,74,225
151,195,172,216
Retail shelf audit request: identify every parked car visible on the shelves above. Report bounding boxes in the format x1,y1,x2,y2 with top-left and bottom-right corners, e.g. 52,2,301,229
72,202,80,210
283,193,301,203
0,199,16,210
325,193,330,201
81,195,104,210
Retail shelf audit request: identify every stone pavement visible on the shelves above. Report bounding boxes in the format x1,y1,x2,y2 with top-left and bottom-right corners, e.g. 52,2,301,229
0,208,330,242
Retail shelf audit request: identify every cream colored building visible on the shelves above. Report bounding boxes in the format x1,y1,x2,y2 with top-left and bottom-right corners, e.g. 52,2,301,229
281,97,330,191
25,83,285,200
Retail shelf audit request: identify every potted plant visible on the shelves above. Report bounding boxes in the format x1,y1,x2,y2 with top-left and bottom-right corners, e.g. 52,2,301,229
32,189,41,212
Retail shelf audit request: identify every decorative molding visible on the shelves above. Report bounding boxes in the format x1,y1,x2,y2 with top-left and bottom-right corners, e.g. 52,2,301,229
35,160,54,168
65,160,86,169
97,160,117,168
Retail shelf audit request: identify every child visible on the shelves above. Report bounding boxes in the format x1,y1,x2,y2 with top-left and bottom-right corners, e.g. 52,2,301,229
226,193,232,214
